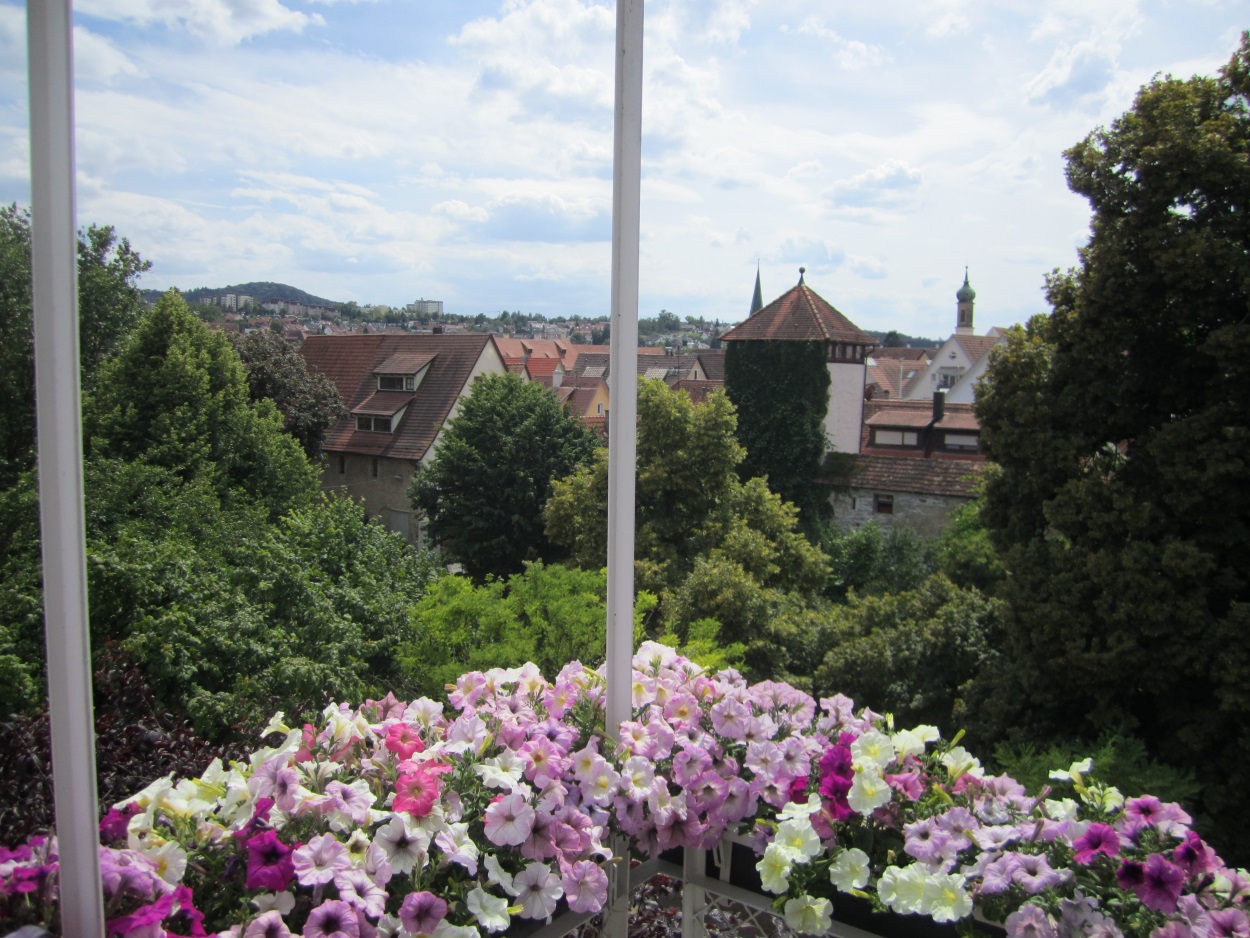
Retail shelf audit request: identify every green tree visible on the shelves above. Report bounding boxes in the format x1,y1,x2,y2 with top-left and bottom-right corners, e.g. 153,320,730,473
723,340,832,526
819,520,935,601
975,35,1250,857
400,563,654,698
410,371,601,581
545,379,828,677
813,573,1004,735
231,330,345,459
0,205,150,485
85,290,317,520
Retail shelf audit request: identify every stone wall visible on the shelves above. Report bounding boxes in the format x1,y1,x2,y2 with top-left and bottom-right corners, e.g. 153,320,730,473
828,485,969,539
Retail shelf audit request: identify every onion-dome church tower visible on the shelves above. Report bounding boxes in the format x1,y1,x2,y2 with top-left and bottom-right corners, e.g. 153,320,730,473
956,269,976,336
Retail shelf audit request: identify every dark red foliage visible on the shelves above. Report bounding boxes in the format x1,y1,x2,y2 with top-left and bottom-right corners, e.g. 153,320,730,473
0,645,248,845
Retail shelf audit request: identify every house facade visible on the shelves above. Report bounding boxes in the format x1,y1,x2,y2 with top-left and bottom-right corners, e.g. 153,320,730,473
300,333,507,543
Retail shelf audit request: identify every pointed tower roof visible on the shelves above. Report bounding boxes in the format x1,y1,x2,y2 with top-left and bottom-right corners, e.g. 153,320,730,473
750,264,764,316
721,270,876,345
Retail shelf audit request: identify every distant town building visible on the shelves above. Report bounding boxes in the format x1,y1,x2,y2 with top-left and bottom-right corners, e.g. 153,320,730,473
408,299,443,316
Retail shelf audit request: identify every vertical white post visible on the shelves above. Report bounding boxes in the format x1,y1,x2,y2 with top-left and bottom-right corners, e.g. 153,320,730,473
682,844,708,938
605,0,643,936
28,2,105,936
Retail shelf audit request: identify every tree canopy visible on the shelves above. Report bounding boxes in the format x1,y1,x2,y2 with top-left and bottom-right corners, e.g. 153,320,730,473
545,378,828,676
0,205,149,485
231,330,345,458
410,371,601,581
975,34,1250,856
86,291,317,520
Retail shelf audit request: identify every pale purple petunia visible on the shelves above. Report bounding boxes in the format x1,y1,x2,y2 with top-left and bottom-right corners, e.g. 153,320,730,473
399,891,447,936
303,898,360,938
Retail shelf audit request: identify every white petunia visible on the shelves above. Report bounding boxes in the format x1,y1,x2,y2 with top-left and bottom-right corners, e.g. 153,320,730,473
920,871,973,923
878,864,928,914
939,746,983,779
1048,757,1093,782
466,886,511,933
757,843,794,894
829,848,871,892
851,731,896,772
847,768,893,815
774,818,822,861
783,895,833,934
776,793,822,822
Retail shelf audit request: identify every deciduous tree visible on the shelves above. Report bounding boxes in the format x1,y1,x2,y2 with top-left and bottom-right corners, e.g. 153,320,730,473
410,371,601,581
975,35,1250,857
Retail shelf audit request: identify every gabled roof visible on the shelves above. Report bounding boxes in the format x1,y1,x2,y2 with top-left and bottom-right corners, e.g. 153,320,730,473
525,357,562,379
720,281,876,345
950,334,1002,365
302,334,498,462
871,346,932,361
693,350,726,381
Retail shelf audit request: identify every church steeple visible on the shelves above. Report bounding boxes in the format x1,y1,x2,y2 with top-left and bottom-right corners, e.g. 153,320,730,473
956,268,976,336
750,264,764,316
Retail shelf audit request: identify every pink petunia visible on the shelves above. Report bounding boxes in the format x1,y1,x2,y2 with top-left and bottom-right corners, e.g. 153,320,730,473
384,723,425,760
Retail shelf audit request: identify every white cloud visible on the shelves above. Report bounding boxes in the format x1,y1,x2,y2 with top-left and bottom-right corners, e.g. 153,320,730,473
826,160,922,212
75,0,322,45
74,27,144,83
795,18,889,69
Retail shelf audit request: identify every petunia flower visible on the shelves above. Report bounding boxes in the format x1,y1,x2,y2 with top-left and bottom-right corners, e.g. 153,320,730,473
561,859,609,913
243,910,293,938
829,848,871,892
483,791,536,847
399,891,447,936
466,886,511,933
512,863,563,920
292,833,350,887
783,895,833,935
1073,823,1122,865
245,831,294,892
303,898,360,938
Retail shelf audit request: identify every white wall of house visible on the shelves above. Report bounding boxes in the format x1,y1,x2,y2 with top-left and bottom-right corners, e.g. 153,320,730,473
825,361,866,454
323,452,418,541
945,354,993,404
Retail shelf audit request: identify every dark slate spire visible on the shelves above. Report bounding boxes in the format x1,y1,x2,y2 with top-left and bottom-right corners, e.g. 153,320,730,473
750,263,764,316
798,266,806,285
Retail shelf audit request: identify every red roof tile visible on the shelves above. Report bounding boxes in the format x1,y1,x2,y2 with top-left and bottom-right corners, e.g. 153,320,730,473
374,352,436,374
720,283,876,345
824,454,985,498
351,390,416,417
302,334,498,463
951,334,1003,364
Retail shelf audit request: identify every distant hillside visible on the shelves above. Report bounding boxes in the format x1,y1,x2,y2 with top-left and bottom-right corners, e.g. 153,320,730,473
142,282,341,308
865,329,939,349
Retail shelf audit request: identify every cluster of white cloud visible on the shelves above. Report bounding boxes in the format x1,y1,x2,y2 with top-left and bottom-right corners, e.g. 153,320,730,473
0,0,1242,335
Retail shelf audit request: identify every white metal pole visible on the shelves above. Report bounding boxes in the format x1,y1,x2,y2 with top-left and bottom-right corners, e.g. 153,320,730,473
606,0,642,747
605,1,642,935
28,2,105,935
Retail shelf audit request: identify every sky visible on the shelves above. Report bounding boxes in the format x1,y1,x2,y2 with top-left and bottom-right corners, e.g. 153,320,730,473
0,1,1243,340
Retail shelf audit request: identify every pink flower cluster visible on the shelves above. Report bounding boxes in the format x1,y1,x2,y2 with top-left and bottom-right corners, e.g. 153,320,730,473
3,645,1248,938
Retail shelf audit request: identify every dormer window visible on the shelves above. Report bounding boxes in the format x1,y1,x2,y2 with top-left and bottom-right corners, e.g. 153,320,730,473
378,374,416,391
872,429,919,447
356,414,394,432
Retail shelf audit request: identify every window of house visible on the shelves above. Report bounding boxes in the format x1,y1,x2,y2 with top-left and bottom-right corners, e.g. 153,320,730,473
338,454,346,474
596,403,603,415
378,374,416,391
371,458,379,478
944,433,980,453
355,415,392,432
872,429,919,447
873,494,894,514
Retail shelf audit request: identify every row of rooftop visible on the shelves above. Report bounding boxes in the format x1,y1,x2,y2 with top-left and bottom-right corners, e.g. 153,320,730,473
296,270,1001,545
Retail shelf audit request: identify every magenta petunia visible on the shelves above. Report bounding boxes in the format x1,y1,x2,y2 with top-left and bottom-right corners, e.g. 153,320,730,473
1135,853,1186,913
245,830,295,892
1072,823,1121,865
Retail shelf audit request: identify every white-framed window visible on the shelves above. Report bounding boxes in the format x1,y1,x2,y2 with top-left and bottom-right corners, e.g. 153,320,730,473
378,374,416,391
872,429,919,447
944,432,980,452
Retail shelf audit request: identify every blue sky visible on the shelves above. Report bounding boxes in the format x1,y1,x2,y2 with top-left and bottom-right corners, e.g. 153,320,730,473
0,1,1243,338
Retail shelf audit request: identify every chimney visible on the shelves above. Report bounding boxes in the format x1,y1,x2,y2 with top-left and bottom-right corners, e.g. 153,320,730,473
933,388,947,423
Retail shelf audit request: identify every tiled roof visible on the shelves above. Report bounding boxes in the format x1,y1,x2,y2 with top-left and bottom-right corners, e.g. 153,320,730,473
494,336,526,358
693,350,726,381
871,347,932,361
525,357,561,378
951,334,1003,364
865,409,933,429
935,412,981,431
720,283,876,345
373,352,436,374
352,390,416,416
562,386,600,416
824,454,984,499
667,378,723,405
302,334,497,462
